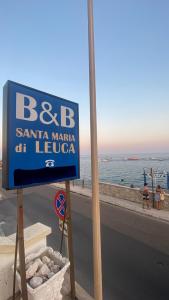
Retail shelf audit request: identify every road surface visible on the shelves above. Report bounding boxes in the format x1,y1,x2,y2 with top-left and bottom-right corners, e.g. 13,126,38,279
0,184,169,300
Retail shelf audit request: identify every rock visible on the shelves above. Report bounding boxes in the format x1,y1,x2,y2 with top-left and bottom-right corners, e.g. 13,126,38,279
25,261,33,271
26,261,39,279
47,272,55,279
35,258,43,269
26,258,43,274
25,253,37,264
62,257,69,265
47,248,53,255
36,263,50,276
51,265,60,274
42,276,48,282
48,260,54,269
42,255,51,264
51,250,69,267
29,276,43,289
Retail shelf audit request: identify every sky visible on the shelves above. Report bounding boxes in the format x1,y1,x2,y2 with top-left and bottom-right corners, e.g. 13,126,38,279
0,0,169,156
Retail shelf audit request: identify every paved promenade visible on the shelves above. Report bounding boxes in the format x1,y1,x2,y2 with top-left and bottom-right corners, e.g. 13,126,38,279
52,183,169,224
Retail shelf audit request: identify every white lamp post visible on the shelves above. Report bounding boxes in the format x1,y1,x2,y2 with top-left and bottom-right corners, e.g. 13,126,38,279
87,1,103,299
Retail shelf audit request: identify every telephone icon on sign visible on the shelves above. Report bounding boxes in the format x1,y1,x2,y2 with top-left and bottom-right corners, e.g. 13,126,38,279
45,160,55,167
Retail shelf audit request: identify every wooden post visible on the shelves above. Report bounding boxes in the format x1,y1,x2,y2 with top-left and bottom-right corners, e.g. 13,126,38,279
12,224,18,300
87,1,103,299
17,189,28,300
65,181,76,299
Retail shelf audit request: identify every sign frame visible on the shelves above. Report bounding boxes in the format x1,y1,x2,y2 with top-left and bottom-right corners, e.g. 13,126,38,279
2,80,80,190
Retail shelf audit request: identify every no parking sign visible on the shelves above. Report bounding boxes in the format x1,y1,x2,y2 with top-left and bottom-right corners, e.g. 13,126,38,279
54,190,66,221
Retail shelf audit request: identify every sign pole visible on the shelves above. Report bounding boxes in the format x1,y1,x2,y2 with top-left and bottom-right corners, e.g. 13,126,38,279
17,189,28,300
59,201,67,254
12,224,18,300
87,1,103,300
150,168,155,208
65,181,76,299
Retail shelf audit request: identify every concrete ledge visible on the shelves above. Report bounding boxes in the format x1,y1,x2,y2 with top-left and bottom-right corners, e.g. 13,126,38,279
0,237,15,253
9,222,52,250
53,181,169,210
53,183,169,224
0,223,52,254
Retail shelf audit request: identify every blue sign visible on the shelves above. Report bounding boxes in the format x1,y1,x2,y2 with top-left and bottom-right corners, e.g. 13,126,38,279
2,81,80,189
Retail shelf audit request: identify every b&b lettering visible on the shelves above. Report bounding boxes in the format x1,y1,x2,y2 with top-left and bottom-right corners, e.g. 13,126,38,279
16,93,75,128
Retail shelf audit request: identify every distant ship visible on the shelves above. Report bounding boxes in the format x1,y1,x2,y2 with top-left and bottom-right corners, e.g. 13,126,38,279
101,158,112,162
127,157,140,161
150,157,166,161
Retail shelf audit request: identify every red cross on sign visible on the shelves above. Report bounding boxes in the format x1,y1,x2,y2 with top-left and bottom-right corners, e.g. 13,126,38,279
54,190,66,221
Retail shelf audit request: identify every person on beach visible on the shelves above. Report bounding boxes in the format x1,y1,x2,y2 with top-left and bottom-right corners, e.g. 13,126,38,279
155,185,162,210
141,183,150,209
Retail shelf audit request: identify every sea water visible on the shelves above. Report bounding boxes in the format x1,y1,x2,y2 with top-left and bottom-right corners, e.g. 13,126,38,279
80,153,169,189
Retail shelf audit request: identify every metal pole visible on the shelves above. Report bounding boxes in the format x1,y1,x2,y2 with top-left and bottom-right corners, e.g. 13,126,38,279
87,1,103,300
17,189,28,300
167,172,169,190
65,181,76,299
59,203,67,254
65,233,69,258
150,168,155,208
143,169,147,185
